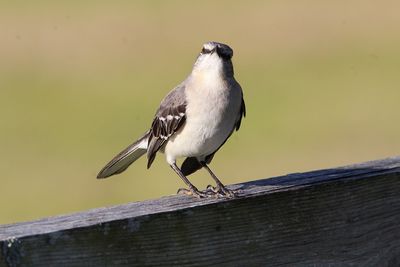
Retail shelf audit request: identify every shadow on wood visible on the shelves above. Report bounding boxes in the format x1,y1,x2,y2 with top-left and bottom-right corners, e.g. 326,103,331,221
1,157,400,267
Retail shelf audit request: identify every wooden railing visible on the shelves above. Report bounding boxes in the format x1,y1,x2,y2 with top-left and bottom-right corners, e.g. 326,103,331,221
1,157,400,267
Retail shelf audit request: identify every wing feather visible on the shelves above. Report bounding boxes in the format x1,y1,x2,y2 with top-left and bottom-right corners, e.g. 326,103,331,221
147,84,187,168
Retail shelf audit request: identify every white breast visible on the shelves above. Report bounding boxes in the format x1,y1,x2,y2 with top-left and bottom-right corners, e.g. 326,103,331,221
164,74,242,164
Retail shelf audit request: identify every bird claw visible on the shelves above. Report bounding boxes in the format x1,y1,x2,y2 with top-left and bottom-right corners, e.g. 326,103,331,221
177,185,239,199
177,187,209,198
204,184,237,198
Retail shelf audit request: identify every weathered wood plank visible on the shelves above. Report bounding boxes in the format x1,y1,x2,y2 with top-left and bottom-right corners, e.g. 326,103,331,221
1,156,400,267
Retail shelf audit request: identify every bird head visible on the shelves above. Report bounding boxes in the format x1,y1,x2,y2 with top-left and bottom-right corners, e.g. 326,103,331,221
193,41,234,77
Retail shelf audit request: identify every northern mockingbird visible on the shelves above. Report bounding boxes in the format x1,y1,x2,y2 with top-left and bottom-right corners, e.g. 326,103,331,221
97,41,246,198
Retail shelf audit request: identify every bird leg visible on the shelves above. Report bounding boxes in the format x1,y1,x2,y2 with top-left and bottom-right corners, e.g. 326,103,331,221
170,163,208,198
200,162,237,198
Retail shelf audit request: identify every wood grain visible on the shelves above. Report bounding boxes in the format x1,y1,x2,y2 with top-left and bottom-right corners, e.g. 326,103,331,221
1,156,400,267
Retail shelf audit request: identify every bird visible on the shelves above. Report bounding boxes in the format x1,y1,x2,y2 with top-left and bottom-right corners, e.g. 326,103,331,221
97,41,246,198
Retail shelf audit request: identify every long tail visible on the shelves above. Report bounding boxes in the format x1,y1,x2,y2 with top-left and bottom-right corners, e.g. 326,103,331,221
97,131,150,179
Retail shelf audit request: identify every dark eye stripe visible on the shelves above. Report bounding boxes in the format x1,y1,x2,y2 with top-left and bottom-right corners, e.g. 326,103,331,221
201,47,212,54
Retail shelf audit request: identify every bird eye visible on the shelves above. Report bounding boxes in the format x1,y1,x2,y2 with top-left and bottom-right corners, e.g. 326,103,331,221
201,47,211,54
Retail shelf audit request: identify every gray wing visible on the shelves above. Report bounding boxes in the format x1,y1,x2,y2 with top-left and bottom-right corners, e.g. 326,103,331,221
147,84,187,168
235,96,246,130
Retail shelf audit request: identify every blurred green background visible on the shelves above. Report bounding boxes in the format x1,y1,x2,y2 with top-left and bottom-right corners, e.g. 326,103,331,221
1,0,399,224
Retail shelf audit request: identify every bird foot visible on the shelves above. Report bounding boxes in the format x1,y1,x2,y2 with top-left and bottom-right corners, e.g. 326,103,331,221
205,184,237,198
177,187,209,198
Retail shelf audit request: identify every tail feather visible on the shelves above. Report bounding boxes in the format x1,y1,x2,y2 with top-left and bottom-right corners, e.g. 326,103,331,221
97,131,149,179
